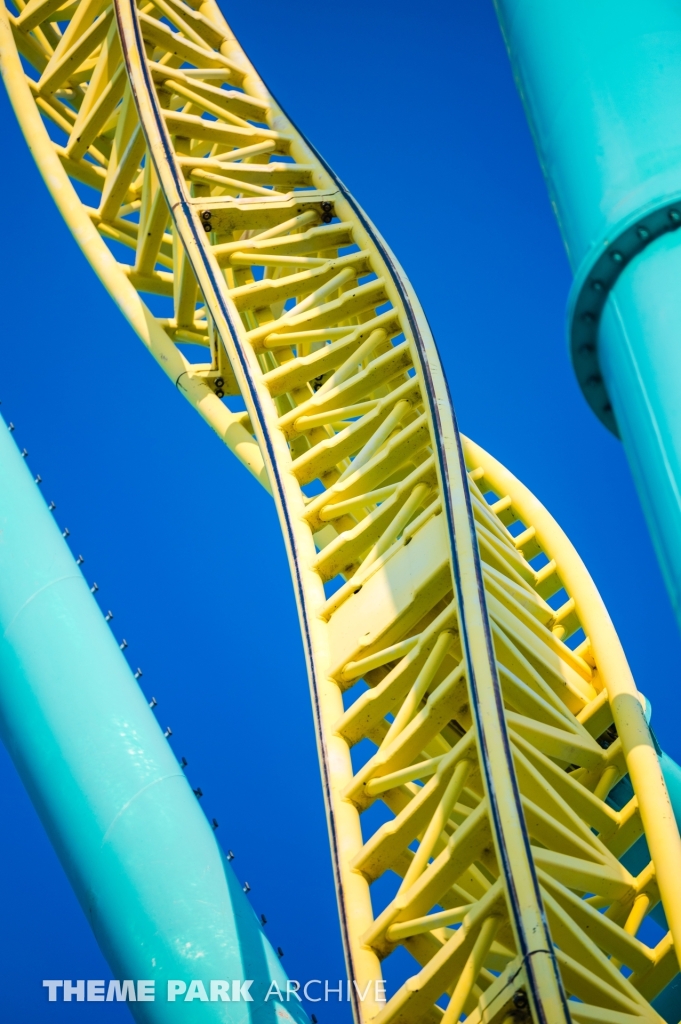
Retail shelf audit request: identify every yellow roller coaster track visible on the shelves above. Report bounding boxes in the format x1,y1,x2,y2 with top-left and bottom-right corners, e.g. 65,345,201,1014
2,1,681,1021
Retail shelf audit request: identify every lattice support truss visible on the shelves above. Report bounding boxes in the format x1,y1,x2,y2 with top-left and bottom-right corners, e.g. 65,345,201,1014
2,0,681,1021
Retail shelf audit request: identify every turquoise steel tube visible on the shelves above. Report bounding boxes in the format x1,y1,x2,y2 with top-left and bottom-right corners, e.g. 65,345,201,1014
494,0,681,627
599,237,681,622
0,416,304,1023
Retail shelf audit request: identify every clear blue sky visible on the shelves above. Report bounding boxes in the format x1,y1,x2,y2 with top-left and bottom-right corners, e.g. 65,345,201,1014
1,0,680,1019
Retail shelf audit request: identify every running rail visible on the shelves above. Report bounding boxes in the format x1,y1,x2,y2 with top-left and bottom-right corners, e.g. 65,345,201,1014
2,1,681,1021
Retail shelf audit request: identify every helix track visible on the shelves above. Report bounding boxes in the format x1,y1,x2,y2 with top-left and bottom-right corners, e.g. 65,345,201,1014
2,1,681,1021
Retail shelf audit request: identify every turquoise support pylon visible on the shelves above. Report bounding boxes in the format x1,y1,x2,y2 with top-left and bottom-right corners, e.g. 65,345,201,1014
0,416,305,1023
494,0,681,626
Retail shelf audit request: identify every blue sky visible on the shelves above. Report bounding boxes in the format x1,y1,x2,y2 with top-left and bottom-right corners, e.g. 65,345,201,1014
1,0,680,1019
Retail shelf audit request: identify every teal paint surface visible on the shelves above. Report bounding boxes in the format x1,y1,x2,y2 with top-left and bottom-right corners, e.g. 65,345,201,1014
599,232,681,624
494,0,681,631
0,416,306,1024
494,0,681,271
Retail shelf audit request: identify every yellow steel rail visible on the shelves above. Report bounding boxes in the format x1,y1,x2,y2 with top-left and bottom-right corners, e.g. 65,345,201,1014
1,1,681,1021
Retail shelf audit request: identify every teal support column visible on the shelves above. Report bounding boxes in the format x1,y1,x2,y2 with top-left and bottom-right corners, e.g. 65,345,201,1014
494,0,681,626
0,416,304,1024
599,237,681,617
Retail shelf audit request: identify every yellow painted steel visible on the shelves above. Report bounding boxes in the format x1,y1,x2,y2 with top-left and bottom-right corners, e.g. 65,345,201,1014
1,1,681,1022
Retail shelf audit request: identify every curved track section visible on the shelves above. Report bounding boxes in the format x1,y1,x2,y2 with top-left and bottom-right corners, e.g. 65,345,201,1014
2,2,681,1022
